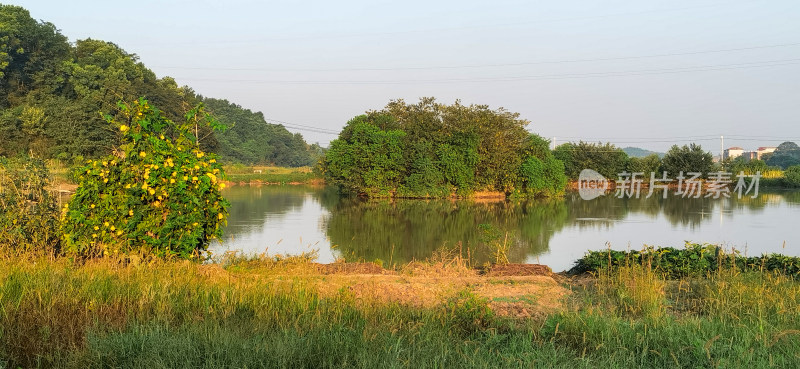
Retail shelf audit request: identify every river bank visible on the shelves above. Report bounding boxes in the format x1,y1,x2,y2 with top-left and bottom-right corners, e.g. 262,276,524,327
1,251,798,368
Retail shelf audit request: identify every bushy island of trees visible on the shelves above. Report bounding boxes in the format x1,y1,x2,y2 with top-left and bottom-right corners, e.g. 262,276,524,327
318,98,567,198
0,4,318,167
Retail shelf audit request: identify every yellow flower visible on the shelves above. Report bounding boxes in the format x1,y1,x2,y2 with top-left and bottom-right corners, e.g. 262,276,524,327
206,173,217,183
93,226,99,230
90,204,95,209
218,213,224,220
148,188,155,195
110,226,116,231
116,230,123,236
139,151,146,158
196,152,204,158
141,183,148,190
192,176,198,181
170,178,175,184
183,176,188,181
128,210,134,216
219,183,226,189
119,125,129,132
125,184,131,189
103,222,109,227
159,134,165,140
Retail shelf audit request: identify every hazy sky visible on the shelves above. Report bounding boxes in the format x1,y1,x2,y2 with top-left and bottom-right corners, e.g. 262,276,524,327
10,0,800,153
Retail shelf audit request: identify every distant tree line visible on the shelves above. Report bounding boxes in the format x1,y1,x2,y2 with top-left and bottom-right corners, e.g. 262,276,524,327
0,4,317,167
555,139,800,187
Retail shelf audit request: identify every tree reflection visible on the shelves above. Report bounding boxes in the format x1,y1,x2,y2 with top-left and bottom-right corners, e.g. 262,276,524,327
323,197,569,264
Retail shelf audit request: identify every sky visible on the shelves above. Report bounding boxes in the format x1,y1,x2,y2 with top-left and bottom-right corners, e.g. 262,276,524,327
10,0,800,153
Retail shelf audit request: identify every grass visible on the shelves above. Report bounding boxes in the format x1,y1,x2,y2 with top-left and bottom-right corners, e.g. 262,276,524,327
0,251,799,368
222,165,320,184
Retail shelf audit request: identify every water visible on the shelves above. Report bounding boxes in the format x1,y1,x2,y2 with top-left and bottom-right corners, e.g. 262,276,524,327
211,185,800,271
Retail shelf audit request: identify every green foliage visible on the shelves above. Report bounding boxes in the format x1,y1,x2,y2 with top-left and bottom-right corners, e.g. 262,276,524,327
569,243,800,278
61,99,230,258
727,157,777,175
0,156,61,253
660,143,714,177
784,165,800,188
766,141,800,169
553,141,628,179
204,98,319,166
322,99,566,198
625,154,662,175
0,4,315,165
322,117,406,197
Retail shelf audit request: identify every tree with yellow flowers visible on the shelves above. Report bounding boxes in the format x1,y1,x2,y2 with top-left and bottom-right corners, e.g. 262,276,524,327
61,98,229,258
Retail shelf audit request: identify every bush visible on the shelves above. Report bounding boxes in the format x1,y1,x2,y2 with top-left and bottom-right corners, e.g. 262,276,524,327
783,165,800,187
0,156,61,253
60,99,229,258
569,243,800,278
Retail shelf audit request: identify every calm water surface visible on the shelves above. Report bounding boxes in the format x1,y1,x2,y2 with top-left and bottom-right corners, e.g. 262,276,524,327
211,185,800,271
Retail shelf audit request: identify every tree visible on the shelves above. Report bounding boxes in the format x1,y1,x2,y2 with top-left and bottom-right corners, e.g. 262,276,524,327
61,99,229,258
553,141,628,179
518,135,566,197
322,116,406,197
660,144,714,177
626,154,662,175
766,141,800,169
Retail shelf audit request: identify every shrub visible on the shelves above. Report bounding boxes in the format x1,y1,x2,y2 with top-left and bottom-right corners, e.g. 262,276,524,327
0,156,61,253
60,99,229,258
783,165,800,187
569,243,800,279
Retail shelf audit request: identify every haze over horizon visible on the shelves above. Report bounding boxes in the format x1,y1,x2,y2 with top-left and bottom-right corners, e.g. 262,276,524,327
10,0,800,154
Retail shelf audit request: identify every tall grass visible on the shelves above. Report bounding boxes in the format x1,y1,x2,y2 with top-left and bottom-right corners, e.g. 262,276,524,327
1,252,799,368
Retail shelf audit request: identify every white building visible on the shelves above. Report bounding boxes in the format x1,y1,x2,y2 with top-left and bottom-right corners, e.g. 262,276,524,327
723,147,744,160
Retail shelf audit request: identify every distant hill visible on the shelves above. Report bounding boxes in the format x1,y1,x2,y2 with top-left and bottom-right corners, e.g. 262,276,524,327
623,147,665,158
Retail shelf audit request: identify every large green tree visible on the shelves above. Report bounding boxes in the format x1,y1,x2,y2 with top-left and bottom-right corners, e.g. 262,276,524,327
660,143,714,177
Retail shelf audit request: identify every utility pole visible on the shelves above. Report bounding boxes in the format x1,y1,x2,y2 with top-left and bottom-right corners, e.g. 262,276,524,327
552,137,556,150
720,135,724,165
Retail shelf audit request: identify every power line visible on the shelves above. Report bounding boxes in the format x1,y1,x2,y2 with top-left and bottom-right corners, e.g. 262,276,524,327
155,42,800,73
137,1,751,45
557,135,721,140
263,118,341,135
174,58,800,85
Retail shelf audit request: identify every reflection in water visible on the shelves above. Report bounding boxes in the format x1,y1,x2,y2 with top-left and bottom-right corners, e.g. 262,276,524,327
325,198,568,264
213,186,800,271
